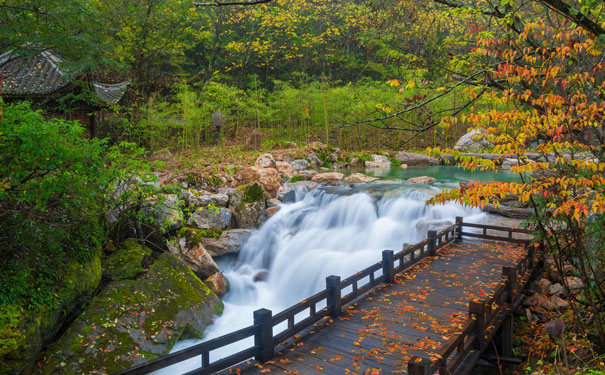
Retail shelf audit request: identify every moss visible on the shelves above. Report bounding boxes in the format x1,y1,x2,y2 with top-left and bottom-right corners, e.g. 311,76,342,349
177,227,224,247
103,239,151,281
242,183,264,203
39,253,223,375
289,175,304,183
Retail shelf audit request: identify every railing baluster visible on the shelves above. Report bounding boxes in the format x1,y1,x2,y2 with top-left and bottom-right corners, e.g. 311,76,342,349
254,309,274,363
288,316,294,330
382,250,395,283
326,275,341,317
428,230,437,256
202,352,209,368
310,304,316,317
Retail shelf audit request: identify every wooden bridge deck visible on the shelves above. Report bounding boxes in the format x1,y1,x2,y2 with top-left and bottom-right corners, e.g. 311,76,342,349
220,239,526,375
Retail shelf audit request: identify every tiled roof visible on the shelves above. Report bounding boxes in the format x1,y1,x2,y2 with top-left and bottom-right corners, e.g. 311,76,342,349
94,81,129,105
0,50,72,96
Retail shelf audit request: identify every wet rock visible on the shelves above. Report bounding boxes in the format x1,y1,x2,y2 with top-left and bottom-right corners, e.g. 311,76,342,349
290,159,310,171
254,270,269,282
266,198,280,208
203,229,253,257
277,181,318,201
229,182,266,228
407,176,436,184
241,166,282,197
364,154,391,169
266,206,281,217
187,206,233,230
395,152,439,166
345,173,378,183
312,172,344,183
39,253,222,375
103,239,152,281
254,153,277,169
205,273,230,298
454,129,494,151
166,236,219,279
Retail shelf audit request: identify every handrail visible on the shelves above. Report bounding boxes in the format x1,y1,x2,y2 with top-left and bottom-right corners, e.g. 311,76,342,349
113,218,535,375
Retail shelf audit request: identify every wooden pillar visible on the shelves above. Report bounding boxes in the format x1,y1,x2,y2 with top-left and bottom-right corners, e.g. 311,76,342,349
382,250,395,283
503,266,517,304
326,275,342,317
469,300,486,351
408,356,431,375
254,308,273,363
428,230,437,256
501,313,514,358
455,216,463,242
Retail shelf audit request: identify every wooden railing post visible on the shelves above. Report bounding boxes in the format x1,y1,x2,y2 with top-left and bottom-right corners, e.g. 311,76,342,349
455,216,463,242
382,250,395,283
501,313,514,358
326,275,342,317
503,266,517,304
408,356,431,375
254,308,273,363
469,300,486,351
428,230,437,256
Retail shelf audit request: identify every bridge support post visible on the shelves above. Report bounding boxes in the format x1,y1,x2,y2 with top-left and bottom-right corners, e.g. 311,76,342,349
501,313,514,358
455,216,463,242
254,308,274,363
428,230,437,256
503,266,517,304
382,250,395,283
408,356,431,375
326,275,342,317
469,300,486,351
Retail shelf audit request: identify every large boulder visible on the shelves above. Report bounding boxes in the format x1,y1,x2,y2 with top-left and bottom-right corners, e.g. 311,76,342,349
415,219,453,235
103,239,151,281
142,194,183,234
254,153,277,169
290,159,310,171
1,253,102,375
276,161,294,177
364,154,391,169
395,152,439,166
241,166,282,197
166,234,219,279
407,176,435,184
181,190,229,208
187,206,233,230
345,173,378,183
205,273,230,298
277,181,319,201
202,229,254,257
454,129,494,151
293,170,317,180
312,172,344,183
229,183,266,228
39,254,222,375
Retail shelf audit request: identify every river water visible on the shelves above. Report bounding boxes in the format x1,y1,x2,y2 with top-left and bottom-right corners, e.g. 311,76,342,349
156,172,496,374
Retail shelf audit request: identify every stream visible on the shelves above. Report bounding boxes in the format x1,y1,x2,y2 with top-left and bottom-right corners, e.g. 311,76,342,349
155,177,491,374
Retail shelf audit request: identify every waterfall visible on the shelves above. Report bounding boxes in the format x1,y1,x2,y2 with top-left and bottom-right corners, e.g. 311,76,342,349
156,184,485,374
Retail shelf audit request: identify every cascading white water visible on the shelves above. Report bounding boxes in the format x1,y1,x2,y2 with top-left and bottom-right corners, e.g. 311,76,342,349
156,184,485,374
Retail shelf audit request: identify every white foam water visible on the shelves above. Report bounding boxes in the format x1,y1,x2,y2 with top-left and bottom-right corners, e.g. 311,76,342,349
155,184,485,374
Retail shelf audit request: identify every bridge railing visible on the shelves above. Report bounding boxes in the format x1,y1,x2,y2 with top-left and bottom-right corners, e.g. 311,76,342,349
114,218,533,375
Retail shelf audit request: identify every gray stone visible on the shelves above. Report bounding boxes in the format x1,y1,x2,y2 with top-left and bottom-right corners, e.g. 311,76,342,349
143,194,183,234
228,183,266,228
548,283,566,298
407,176,435,184
332,162,349,170
187,206,233,230
277,181,318,200
307,152,323,167
181,191,229,207
345,173,378,183
395,152,439,166
415,219,453,235
364,154,391,169
203,229,253,257
166,236,220,279
290,159,310,171
293,170,317,180
454,129,494,151
254,153,277,169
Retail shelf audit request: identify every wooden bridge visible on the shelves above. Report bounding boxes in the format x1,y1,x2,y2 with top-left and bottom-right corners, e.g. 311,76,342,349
115,218,540,375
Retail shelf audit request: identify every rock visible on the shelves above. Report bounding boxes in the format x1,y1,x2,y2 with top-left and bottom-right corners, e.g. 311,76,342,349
407,176,436,184
502,158,519,170
255,153,277,169
40,253,222,375
550,296,569,309
307,152,324,167
1,252,102,375
187,206,233,230
400,163,408,169
181,191,229,208
332,162,349,170
290,159,310,171
454,129,494,151
142,194,183,234
103,239,152,281
277,181,318,201
312,172,344,183
254,270,268,282
203,229,253,257
349,157,363,168
150,148,173,162
276,161,294,176
327,152,339,163
266,198,280,208
166,236,219,279
375,180,399,184
528,294,555,311
537,278,552,293
241,166,282,197
308,142,327,150
565,276,583,295
345,173,378,183
482,204,533,219
284,141,297,148
364,154,391,169
395,152,439,166
229,182,266,228
205,273,230,298
293,170,317,180
544,319,566,339
415,219,453,235
548,283,566,297
218,187,235,197
266,206,281,217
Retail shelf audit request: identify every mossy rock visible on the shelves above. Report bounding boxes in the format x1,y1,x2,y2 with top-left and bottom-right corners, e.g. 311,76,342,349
0,251,102,375
38,253,223,375
229,183,266,229
103,239,152,281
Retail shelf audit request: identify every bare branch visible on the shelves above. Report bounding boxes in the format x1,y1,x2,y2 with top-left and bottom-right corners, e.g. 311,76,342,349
193,0,272,6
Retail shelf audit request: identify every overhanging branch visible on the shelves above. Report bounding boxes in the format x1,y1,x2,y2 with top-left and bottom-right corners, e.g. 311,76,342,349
193,0,272,6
